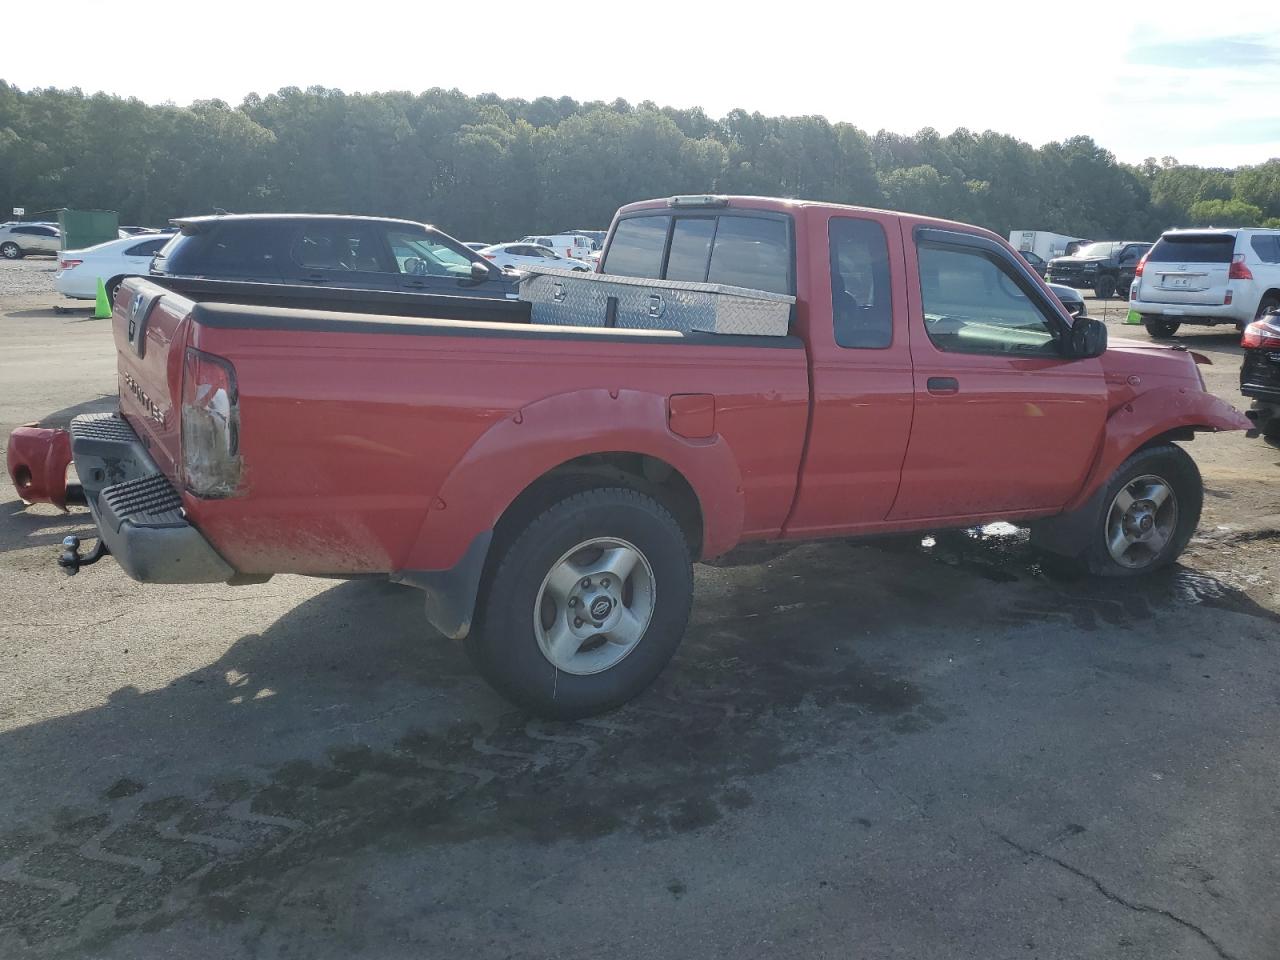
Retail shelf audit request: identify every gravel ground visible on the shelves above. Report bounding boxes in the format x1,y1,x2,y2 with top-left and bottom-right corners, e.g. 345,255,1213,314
0,275,1278,959
0,257,60,298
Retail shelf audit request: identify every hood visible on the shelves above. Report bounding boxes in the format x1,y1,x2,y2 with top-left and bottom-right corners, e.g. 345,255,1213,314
1049,255,1106,267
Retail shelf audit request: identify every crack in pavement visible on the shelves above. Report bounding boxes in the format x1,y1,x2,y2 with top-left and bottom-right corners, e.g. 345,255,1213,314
993,830,1236,960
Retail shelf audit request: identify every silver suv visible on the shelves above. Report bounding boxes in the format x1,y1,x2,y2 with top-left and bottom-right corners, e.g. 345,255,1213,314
0,222,62,259
1130,227,1280,338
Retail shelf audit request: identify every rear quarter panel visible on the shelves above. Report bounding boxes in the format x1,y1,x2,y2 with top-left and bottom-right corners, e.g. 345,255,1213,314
181,319,810,575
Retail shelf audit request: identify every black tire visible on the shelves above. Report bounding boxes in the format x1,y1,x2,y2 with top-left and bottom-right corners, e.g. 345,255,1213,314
0,242,22,260
1080,443,1202,578
106,277,123,303
1094,275,1117,299
1143,316,1180,339
1255,295,1280,322
466,486,693,719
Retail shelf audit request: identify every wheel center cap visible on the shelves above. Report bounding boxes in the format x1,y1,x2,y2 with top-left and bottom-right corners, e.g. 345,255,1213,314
589,596,613,621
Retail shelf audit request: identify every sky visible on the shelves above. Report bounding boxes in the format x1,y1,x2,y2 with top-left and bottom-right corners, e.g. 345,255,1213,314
6,0,1280,168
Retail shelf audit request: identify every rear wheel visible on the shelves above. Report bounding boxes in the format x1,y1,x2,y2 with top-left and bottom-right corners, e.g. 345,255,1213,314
466,487,693,719
1255,295,1280,322
1081,444,1201,577
1094,275,1117,299
105,277,123,303
1143,316,1180,339
0,242,21,260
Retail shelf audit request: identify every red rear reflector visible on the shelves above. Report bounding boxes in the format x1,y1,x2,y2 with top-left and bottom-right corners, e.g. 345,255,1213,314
1225,290,1233,305
1242,318,1280,349
59,259,82,270
483,254,496,260
1229,254,1253,280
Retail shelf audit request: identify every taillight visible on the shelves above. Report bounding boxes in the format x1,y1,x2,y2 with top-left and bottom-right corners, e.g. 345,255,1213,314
1229,254,1253,280
1242,317,1280,349
181,347,242,497
59,258,82,270
1134,252,1147,277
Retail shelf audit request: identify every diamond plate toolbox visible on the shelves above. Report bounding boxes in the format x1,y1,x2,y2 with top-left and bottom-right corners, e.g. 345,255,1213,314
518,267,794,336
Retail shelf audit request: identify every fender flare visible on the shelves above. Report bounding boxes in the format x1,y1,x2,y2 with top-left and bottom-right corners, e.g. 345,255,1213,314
394,388,745,637
1066,386,1251,512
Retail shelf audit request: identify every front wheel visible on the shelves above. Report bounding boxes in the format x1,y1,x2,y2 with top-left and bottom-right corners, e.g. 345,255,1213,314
1143,316,1180,339
1094,275,1117,299
467,487,693,718
0,242,21,260
1082,444,1202,577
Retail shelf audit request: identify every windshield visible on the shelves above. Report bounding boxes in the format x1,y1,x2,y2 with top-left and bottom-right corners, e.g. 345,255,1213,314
1071,242,1120,259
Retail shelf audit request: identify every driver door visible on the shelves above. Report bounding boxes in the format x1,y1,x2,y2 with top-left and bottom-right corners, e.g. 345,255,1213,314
888,229,1108,522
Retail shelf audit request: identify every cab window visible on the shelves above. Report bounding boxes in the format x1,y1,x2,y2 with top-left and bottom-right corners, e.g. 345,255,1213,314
829,217,893,348
917,242,1057,356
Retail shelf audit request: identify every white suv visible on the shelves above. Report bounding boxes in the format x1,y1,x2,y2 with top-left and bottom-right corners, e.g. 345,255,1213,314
0,222,62,259
1130,227,1280,338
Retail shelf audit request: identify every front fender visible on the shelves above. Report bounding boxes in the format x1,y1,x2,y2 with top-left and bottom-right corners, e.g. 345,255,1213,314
1065,386,1251,511
400,387,745,574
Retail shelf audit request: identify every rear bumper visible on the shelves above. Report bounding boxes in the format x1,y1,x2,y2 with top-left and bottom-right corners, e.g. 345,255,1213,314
1132,299,1246,326
70,413,234,583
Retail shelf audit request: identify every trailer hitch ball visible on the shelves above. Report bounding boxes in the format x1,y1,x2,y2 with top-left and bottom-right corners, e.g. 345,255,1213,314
58,535,108,575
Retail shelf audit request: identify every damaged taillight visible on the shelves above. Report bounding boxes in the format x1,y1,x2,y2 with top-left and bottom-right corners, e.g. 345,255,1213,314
181,347,242,497
1242,317,1280,350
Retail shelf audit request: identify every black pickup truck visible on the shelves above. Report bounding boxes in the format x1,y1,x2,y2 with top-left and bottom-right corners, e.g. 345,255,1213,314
1046,241,1151,299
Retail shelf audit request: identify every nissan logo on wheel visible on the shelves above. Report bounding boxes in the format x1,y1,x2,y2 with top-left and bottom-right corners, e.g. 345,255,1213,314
589,597,613,621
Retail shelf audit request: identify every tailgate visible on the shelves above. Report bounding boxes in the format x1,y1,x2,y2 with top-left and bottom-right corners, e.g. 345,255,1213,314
112,279,188,482
1141,233,1233,305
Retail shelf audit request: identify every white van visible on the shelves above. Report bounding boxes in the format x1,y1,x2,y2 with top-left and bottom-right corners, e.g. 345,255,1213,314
521,234,597,261
1131,227,1280,338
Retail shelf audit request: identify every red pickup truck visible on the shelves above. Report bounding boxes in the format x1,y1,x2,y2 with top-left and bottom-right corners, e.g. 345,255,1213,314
7,196,1250,718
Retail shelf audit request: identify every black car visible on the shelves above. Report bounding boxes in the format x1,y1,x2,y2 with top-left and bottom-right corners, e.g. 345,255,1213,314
1046,241,1151,299
1242,309,1280,439
151,214,516,298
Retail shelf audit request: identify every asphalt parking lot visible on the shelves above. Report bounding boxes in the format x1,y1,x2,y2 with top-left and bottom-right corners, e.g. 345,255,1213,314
2,258,1279,959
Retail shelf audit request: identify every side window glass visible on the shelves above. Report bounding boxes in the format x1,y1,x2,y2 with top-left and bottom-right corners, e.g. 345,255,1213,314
292,223,384,272
602,216,670,279
829,217,893,348
1251,235,1280,264
126,239,167,257
706,216,790,294
386,229,475,277
917,243,1058,356
665,217,716,283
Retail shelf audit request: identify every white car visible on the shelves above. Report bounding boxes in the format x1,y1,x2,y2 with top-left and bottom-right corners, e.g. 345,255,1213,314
54,233,174,300
480,242,593,273
520,234,598,261
1130,227,1280,338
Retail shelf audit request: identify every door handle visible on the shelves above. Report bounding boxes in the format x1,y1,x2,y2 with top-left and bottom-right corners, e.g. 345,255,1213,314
927,376,959,395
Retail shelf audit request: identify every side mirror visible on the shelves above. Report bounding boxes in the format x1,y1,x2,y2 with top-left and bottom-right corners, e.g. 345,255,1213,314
1066,316,1107,359
470,260,493,282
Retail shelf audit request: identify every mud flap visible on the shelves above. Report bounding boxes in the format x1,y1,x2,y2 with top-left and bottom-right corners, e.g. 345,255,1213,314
1030,484,1108,559
390,530,493,640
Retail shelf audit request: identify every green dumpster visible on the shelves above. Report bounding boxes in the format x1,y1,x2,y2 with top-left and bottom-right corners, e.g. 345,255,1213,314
57,209,119,251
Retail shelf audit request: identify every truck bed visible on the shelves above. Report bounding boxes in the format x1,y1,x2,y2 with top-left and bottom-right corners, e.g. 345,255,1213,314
110,277,812,578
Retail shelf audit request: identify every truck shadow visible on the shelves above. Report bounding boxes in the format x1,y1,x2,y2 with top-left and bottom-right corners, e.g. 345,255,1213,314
0,535,1274,953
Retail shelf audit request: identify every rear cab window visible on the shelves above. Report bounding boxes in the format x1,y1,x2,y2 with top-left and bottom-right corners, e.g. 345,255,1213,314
1147,233,1236,264
602,209,793,295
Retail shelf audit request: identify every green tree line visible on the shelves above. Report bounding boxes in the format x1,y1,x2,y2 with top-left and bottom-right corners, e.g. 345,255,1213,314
2,80,1278,242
